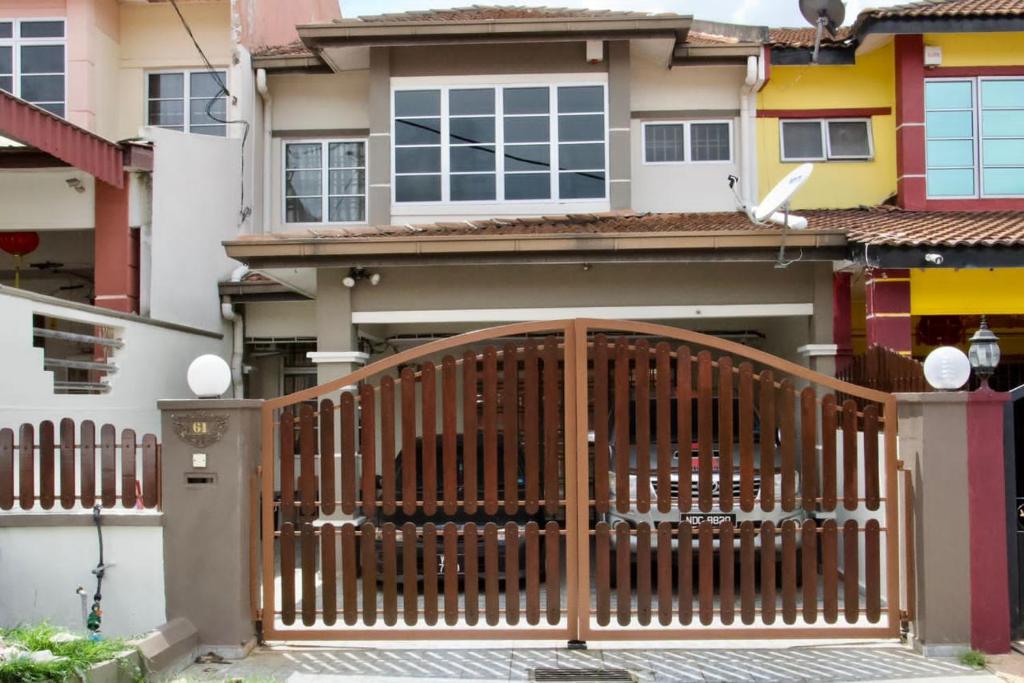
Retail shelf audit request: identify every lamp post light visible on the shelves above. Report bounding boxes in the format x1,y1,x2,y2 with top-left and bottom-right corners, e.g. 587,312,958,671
968,315,1001,390
923,345,972,391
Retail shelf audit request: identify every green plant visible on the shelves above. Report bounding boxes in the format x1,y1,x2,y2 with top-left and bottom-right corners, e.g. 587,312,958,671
0,623,136,682
960,650,986,669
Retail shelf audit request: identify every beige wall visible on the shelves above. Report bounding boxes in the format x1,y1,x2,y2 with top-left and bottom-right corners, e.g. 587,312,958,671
269,71,370,130
0,170,94,230
390,42,609,78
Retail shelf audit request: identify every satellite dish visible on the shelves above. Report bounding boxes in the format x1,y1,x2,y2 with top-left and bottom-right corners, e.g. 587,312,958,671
751,163,813,228
799,0,845,63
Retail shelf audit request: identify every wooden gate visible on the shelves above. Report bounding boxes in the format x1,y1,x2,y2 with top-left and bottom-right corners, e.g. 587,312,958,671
255,320,909,641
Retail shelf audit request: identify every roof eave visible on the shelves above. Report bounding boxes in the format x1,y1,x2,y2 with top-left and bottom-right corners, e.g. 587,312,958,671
853,14,1024,38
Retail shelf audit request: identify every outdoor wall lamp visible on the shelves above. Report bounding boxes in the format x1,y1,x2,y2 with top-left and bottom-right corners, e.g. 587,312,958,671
923,346,971,391
186,354,232,398
968,315,1001,389
342,267,381,288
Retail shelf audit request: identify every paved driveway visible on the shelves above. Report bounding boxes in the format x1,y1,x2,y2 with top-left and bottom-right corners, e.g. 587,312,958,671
175,641,997,682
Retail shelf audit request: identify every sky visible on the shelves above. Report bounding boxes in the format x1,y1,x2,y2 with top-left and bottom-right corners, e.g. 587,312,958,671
339,0,912,27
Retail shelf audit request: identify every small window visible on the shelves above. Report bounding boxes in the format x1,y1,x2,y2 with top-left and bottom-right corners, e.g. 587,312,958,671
780,119,872,162
0,18,65,116
284,140,367,224
146,69,227,136
642,121,732,164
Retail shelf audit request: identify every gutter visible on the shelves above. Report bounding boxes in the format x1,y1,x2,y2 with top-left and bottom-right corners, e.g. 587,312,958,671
221,265,248,399
739,51,766,207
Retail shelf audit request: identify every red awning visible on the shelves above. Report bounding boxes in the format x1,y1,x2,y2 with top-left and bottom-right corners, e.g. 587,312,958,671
0,90,129,188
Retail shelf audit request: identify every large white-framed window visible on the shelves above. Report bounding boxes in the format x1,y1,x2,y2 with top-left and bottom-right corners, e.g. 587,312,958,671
0,18,66,116
642,120,733,164
392,80,608,204
780,118,873,162
146,69,228,136
283,139,367,225
925,77,1024,199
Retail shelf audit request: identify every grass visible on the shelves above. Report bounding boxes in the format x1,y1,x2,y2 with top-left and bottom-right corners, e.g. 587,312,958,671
0,623,139,683
960,649,986,669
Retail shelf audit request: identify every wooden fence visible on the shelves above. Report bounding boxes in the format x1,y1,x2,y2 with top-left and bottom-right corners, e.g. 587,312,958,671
838,345,930,394
0,419,160,511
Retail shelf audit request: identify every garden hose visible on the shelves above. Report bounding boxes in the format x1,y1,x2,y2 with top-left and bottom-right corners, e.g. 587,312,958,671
87,504,105,639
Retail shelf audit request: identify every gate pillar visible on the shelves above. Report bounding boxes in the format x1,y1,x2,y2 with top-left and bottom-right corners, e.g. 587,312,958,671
158,399,263,658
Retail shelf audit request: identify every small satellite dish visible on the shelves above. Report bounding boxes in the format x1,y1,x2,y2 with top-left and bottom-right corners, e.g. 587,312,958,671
751,163,813,229
799,0,846,63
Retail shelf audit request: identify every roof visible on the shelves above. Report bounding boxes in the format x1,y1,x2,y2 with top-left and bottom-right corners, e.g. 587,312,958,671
251,40,313,58
353,5,673,22
859,0,1024,20
229,208,1024,248
767,26,853,47
0,90,132,187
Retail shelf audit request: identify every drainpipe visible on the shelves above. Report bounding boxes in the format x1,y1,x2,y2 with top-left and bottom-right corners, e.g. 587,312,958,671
222,265,248,398
256,68,272,235
739,53,766,207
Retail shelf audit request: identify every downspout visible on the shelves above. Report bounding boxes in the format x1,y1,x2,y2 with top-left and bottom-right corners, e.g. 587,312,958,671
739,52,766,207
222,265,248,398
256,68,272,236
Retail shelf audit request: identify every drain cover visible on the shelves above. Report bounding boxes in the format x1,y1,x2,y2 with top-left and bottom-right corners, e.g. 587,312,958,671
532,669,633,682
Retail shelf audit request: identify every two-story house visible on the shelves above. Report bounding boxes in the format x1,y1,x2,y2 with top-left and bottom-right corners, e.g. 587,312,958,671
226,6,849,400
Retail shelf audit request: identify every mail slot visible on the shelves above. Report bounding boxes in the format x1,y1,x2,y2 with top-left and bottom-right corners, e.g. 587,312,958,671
185,472,217,487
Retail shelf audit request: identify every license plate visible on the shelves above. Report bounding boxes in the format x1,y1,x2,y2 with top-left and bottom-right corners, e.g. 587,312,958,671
682,513,735,526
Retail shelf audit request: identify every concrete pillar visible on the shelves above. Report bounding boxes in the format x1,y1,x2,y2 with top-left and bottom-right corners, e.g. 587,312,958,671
799,262,838,376
94,173,139,313
158,399,262,658
312,268,368,385
833,272,854,374
865,268,912,356
895,34,926,210
607,40,631,210
367,47,391,227
897,392,971,655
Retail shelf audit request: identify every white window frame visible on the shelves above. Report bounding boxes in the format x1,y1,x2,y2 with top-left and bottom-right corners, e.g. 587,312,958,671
390,75,609,206
779,118,874,162
925,76,1024,200
145,68,229,135
281,138,368,226
0,18,67,116
641,120,734,165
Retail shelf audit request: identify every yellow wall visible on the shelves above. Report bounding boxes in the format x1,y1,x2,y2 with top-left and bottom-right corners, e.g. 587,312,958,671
910,268,1024,316
925,32,1024,67
757,42,897,209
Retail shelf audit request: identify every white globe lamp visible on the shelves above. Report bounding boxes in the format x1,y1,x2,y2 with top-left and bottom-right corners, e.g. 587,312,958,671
923,346,971,391
187,354,232,399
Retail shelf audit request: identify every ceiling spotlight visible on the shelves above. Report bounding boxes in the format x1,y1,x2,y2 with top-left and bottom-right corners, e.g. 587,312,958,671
342,274,357,288
369,272,382,286
343,267,381,288
65,177,86,194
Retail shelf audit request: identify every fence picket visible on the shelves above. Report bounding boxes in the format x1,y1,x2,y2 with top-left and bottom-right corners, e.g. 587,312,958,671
635,340,651,514
121,429,137,509
59,418,75,509
505,522,520,625
779,381,796,512
338,394,355,517
444,522,459,626
614,338,630,513
864,404,881,511
100,424,115,509
402,522,418,626
80,421,96,508
596,521,610,627
636,522,652,626
483,348,499,516
381,377,396,516
421,363,437,517
401,368,417,516
423,522,439,626
463,351,478,515
142,433,158,508
697,352,713,513
464,522,480,626
360,385,376,516
39,421,54,509
616,522,631,626
503,344,519,515
718,357,734,512
523,342,541,514
738,363,754,513
361,522,378,626
341,523,357,626
657,522,673,626
484,522,500,626
821,395,837,512
320,398,336,516
542,338,560,517
321,523,337,626
844,520,860,623
842,400,858,511
698,521,714,625
0,429,12,510
442,357,458,516
545,520,560,625
678,522,693,625
655,343,671,513
525,522,541,626
759,371,775,512
761,522,777,625
720,521,735,625
280,522,295,626
677,346,693,512
298,406,314,518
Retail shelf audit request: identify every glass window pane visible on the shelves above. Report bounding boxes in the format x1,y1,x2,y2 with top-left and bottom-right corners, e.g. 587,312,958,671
190,97,226,125
148,73,183,99
781,121,824,159
450,145,495,172
558,143,604,170
286,197,322,223
645,124,684,162
395,90,440,117
925,81,973,110
981,80,1024,109
191,124,226,137
983,139,1024,166
558,114,604,142
559,171,605,199
20,45,63,74
504,144,550,172
329,169,365,195
20,21,64,38
0,76,12,94
927,168,975,197
20,74,63,102
285,143,322,170
0,47,12,74
148,99,184,127
505,173,551,200
982,110,1024,138
328,142,365,168
396,174,441,202
395,147,441,174
557,85,603,113
504,87,549,115
0,22,11,39
329,196,366,222
190,71,226,99
827,121,870,157
286,170,322,197
983,168,1024,196
450,89,494,116
927,139,974,167
925,111,974,138
449,117,495,145
450,174,495,201
691,122,732,161
504,116,549,143
395,118,440,145
38,102,63,117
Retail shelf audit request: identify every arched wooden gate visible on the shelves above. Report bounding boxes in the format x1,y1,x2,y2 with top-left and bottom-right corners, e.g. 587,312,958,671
255,320,911,641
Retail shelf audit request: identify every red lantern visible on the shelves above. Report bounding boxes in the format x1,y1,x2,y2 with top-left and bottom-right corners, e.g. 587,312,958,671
0,231,40,289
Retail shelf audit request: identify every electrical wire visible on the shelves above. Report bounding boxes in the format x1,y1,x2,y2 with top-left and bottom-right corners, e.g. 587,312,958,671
167,0,252,225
